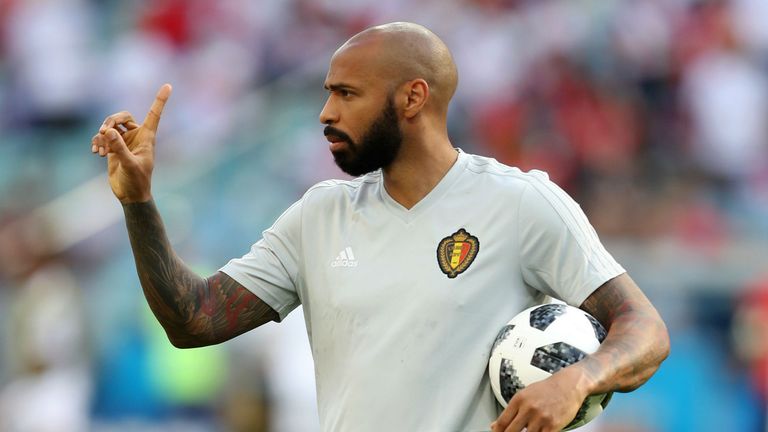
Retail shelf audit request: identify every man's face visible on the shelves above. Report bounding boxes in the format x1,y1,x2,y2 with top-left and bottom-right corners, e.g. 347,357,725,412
320,46,403,176
324,95,402,176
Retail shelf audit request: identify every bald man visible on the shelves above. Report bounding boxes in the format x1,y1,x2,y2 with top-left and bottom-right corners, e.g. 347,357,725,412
91,22,669,432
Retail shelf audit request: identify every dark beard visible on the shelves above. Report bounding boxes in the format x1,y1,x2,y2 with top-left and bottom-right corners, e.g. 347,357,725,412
325,96,403,177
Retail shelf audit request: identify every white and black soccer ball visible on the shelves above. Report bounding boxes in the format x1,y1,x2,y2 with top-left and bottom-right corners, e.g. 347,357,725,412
488,303,612,430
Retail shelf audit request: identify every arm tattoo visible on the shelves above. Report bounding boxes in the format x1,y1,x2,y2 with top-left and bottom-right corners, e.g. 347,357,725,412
123,200,278,348
577,273,670,394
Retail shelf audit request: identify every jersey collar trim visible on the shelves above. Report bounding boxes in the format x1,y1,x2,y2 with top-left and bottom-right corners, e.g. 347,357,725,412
378,149,469,224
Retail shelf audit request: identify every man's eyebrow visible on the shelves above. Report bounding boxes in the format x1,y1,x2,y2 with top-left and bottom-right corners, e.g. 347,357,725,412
324,83,357,92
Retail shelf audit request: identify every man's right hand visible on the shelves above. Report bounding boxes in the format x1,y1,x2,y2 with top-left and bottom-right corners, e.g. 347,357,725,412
91,84,172,203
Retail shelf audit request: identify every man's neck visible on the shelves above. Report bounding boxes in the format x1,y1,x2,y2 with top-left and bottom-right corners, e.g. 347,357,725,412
382,137,458,209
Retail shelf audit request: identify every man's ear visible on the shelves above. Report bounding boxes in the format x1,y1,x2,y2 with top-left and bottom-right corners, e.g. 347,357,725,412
402,79,429,119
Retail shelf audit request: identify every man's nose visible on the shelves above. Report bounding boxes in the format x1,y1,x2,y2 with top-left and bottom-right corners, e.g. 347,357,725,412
319,97,338,125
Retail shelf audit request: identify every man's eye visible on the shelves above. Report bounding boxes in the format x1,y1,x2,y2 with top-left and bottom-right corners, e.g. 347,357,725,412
339,89,351,97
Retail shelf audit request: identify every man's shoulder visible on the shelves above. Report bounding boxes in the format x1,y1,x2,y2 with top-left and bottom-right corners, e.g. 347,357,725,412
460,151,552,187
301,172,380,202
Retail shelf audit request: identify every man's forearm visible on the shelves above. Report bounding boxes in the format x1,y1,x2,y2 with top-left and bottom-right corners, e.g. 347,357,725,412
576,274,670,395
122,200,278,347
123,200,207,345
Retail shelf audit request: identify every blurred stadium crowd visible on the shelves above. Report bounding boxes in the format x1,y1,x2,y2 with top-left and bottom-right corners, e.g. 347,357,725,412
1,0,767,430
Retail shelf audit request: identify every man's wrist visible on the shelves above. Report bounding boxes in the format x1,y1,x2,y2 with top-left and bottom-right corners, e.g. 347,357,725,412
120,194,153,205
563,360,599,398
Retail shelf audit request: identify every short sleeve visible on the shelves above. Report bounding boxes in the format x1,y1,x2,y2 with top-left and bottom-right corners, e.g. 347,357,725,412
517,172,625,306
220,199,303,321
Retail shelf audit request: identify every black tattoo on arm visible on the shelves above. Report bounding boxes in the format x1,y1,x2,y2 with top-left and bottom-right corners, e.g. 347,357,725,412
576,273,670,394
123,200,278,348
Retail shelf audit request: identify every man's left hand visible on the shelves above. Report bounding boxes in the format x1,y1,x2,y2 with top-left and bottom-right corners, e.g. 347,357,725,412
490,364,592,432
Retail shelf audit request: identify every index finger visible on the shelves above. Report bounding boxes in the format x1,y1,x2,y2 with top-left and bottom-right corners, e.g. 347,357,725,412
493,398,520,431
143,83,173,132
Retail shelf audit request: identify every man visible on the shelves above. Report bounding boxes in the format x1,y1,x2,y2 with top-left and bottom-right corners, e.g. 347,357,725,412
91,22,669,432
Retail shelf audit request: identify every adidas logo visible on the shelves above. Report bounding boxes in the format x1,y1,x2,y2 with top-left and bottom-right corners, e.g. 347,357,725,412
331,247,358,267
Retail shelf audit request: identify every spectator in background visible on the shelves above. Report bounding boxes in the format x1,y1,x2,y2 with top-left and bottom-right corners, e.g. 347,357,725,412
734,275,768,418
3,0,95,129
0,260,92,432
679,3,768,190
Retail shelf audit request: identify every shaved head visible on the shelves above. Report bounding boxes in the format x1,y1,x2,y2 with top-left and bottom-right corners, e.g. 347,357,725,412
320,22,459,177
334,22,458,114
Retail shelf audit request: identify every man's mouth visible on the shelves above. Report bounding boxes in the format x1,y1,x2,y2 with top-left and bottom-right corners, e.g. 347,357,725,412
327,137,348,152
325,134,344,143
324,127,351,152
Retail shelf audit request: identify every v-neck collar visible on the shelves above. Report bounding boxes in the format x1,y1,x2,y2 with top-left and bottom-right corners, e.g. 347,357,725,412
378,149,468,224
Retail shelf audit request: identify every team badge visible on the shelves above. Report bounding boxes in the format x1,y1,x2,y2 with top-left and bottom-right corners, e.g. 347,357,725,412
436,228,479,278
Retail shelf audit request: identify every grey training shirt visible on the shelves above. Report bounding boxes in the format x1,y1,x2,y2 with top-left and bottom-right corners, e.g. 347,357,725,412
221,150,625,431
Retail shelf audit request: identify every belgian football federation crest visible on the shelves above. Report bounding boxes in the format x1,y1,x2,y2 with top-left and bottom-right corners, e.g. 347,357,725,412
436,228,479,278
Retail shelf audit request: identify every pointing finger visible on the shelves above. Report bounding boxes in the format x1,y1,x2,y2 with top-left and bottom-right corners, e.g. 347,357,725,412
142,83,172,133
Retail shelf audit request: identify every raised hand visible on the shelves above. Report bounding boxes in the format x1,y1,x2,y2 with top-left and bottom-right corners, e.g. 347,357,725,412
91,84,172,203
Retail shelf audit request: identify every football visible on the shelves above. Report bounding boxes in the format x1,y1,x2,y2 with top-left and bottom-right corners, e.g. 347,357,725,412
488,303,612,430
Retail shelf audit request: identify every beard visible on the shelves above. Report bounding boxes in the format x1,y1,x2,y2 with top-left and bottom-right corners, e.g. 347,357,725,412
325,96,403,177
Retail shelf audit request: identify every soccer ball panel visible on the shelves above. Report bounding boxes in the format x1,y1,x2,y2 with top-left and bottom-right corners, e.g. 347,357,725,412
528,303,568,331
563,393,610,430
488,304,610,429
530,342,587,374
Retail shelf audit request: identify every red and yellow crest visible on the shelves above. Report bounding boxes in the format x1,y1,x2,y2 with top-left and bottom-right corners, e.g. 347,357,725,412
436,228,480,278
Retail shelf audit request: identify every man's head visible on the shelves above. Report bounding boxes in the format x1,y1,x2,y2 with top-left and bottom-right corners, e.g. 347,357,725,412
319,22,458,176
